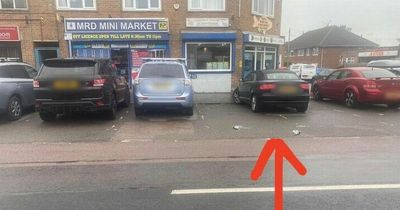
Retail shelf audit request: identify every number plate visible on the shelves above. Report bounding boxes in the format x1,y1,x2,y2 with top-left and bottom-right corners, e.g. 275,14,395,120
152,82,171,91
279,86,297,94
53,80,79,90
385,91,400,100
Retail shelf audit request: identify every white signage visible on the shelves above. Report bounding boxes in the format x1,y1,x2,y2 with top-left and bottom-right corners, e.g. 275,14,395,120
64,33,72,41
248,34,285,45
359,50,399,57
186,18,229,28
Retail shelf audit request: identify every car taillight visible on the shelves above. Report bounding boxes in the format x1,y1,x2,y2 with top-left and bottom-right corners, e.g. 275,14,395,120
184,79,192,86
363,80,377,89
131,71,139,80
33,80,40,88
259,83,276,90
93,79,106,87
300,83,309,90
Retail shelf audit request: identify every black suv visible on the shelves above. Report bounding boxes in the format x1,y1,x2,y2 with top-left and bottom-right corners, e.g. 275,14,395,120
34,58,130,121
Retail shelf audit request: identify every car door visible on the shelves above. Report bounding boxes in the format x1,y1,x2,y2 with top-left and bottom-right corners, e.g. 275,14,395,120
319,71,342,99
333,70,353,100
10,65,35,107
239,72,256,101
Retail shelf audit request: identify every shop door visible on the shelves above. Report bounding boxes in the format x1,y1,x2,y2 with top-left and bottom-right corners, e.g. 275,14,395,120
35,48,60,69
243,52,255,79
264,53,276,70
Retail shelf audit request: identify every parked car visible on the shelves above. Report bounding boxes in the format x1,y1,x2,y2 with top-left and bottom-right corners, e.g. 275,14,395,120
312,67,400,108
289,63,318,81
0,62,37,121
232,70,310,112
311,68,335,84
368,59,400,76
34,58,130,121
133,59,194,116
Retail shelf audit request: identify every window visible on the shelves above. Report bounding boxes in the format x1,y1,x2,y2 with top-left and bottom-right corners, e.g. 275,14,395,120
188,0,225,11
298,49,304,56
306,48,310,56
24,66,37,78
123,0,161,11
57,0,95,10
338,71,352,79
244,72,255,82
290,50,294,57
186,43,231,72
327,71,341,81
361,69,396,79
252,0,275,17
312,47,319,56
0,0,27,9
266,72,299,80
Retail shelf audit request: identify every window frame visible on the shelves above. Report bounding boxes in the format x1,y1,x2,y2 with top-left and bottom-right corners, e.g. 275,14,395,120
56,0,96,11
252,0,275,18
185,42,233,73
188,0,226,12
297,49,304,57
0,0,28,10
123,0,162,11
312,47,319,56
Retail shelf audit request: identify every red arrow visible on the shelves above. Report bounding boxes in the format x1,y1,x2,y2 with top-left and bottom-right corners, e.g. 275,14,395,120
251,138,307,210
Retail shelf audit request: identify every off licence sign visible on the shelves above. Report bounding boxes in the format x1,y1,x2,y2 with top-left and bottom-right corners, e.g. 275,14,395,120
0,26,19,41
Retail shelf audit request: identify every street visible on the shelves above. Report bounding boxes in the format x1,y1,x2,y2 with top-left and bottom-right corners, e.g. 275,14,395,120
1,101,400,209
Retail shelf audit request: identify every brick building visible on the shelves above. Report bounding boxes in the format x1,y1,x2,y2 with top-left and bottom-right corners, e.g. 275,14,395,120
0,0,284,93
282,25,378,69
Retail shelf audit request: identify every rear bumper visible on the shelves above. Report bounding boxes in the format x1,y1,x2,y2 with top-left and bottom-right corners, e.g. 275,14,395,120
359,93,400,104
257,93,310,105
134,92,194,109
36,98,111,113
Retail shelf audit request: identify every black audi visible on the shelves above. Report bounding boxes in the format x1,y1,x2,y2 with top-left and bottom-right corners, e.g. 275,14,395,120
232,70,310,113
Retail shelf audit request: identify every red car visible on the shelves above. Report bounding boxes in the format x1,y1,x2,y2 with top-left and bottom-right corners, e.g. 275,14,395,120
312,67,400,108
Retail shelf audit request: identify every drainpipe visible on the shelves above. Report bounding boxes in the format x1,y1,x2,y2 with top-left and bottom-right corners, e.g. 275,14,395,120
320,48,324,68
239,0,241,18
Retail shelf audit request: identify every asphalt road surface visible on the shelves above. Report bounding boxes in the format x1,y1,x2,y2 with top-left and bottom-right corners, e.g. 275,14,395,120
1,101,400,209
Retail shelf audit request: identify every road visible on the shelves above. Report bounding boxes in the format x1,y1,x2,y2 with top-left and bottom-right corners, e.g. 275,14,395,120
0,101,400,209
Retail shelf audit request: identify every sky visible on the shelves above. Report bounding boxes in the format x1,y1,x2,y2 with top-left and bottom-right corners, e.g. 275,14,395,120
281,0,400,46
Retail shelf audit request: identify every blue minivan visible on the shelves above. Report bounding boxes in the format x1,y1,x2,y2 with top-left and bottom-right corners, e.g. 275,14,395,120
133,59,194,116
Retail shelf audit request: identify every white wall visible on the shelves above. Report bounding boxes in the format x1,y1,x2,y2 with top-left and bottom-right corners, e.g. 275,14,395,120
192,73,232,93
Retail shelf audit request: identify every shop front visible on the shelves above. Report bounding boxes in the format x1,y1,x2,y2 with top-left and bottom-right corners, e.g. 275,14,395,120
0,26,22,60
182,31,236,93
64,18,170,84
358,49,400,64
242,32,284,78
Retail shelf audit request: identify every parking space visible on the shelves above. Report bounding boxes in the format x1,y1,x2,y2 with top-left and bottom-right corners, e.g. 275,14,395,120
0,100,400,144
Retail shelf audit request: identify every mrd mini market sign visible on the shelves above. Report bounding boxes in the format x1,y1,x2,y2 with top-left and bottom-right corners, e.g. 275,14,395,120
0,26,20,41
65,18,169,33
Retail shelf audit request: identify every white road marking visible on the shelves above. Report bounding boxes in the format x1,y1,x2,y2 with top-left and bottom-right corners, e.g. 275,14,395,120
171,184,400,195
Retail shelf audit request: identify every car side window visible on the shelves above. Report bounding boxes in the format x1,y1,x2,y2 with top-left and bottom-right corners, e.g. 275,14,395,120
10,65,30,79
327,71,341,81
24,66,38,78
338,71,352,79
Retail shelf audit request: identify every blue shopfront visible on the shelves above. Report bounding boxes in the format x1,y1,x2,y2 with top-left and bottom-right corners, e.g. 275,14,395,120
64,18,170,85
181,31,237,93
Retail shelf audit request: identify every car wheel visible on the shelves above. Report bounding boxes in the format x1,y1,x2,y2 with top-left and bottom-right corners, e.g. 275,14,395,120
296,103,309,113
388,103,400,109
251,95,261,113
134,106,143,116
232,88,241,104
344,90,359,108
7,96,22,121
39,112,57,122
106,95,117,120
121,87,131,108
313,86,322,101
183,107,194,116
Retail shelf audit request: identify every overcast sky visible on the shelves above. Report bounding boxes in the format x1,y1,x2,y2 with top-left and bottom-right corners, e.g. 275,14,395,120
281,0,400,46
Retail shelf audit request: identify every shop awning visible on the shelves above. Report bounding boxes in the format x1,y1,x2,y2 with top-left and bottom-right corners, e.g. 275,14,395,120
181,32,237,41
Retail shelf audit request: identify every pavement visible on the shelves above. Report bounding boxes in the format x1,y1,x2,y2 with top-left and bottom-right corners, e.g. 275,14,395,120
0,100,400,209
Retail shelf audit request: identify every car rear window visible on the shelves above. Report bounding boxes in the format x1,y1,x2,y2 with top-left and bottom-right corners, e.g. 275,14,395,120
40,60,96,77
266,72,300,80
361,69,397,79
139,64,185,79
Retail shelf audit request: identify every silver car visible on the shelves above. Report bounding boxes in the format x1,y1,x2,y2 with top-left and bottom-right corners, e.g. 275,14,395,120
0,62,37,121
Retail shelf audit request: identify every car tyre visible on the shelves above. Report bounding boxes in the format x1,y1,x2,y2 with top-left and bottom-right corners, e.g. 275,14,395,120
39,112,57,122
344,90,359,108
106,95,117,120
134,106,143,116
183,107,194,116
251,95,262,113
232,88,241,104
7,96,22,121
121,87,131,108
296,103,309,113
313,86,322,101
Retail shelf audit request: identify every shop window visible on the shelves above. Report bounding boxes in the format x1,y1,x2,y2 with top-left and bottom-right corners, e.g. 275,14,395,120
188,0,225,11
312,47,319,56
297,49,304,56
123,0,161,11
252,0,274,17
186,43,231,72
0,0,27,9
57,0,96,10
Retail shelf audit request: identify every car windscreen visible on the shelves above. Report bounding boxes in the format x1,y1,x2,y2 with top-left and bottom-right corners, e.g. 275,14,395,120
361,69,397,79
266,72,300,80
139,64,185,79
40,60,96,77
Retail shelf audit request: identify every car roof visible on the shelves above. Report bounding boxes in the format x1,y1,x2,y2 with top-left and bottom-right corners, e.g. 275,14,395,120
258,70,297,74
45,58,109,62
368,60,400,68
339,67,387,71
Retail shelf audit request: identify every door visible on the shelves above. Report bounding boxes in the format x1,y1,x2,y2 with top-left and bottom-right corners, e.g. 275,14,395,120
334,70,353,100
9,65,35,107
264,53,275,70
35,48,60,70
243,52,255,79
239,72,256,101
320,71,342,98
